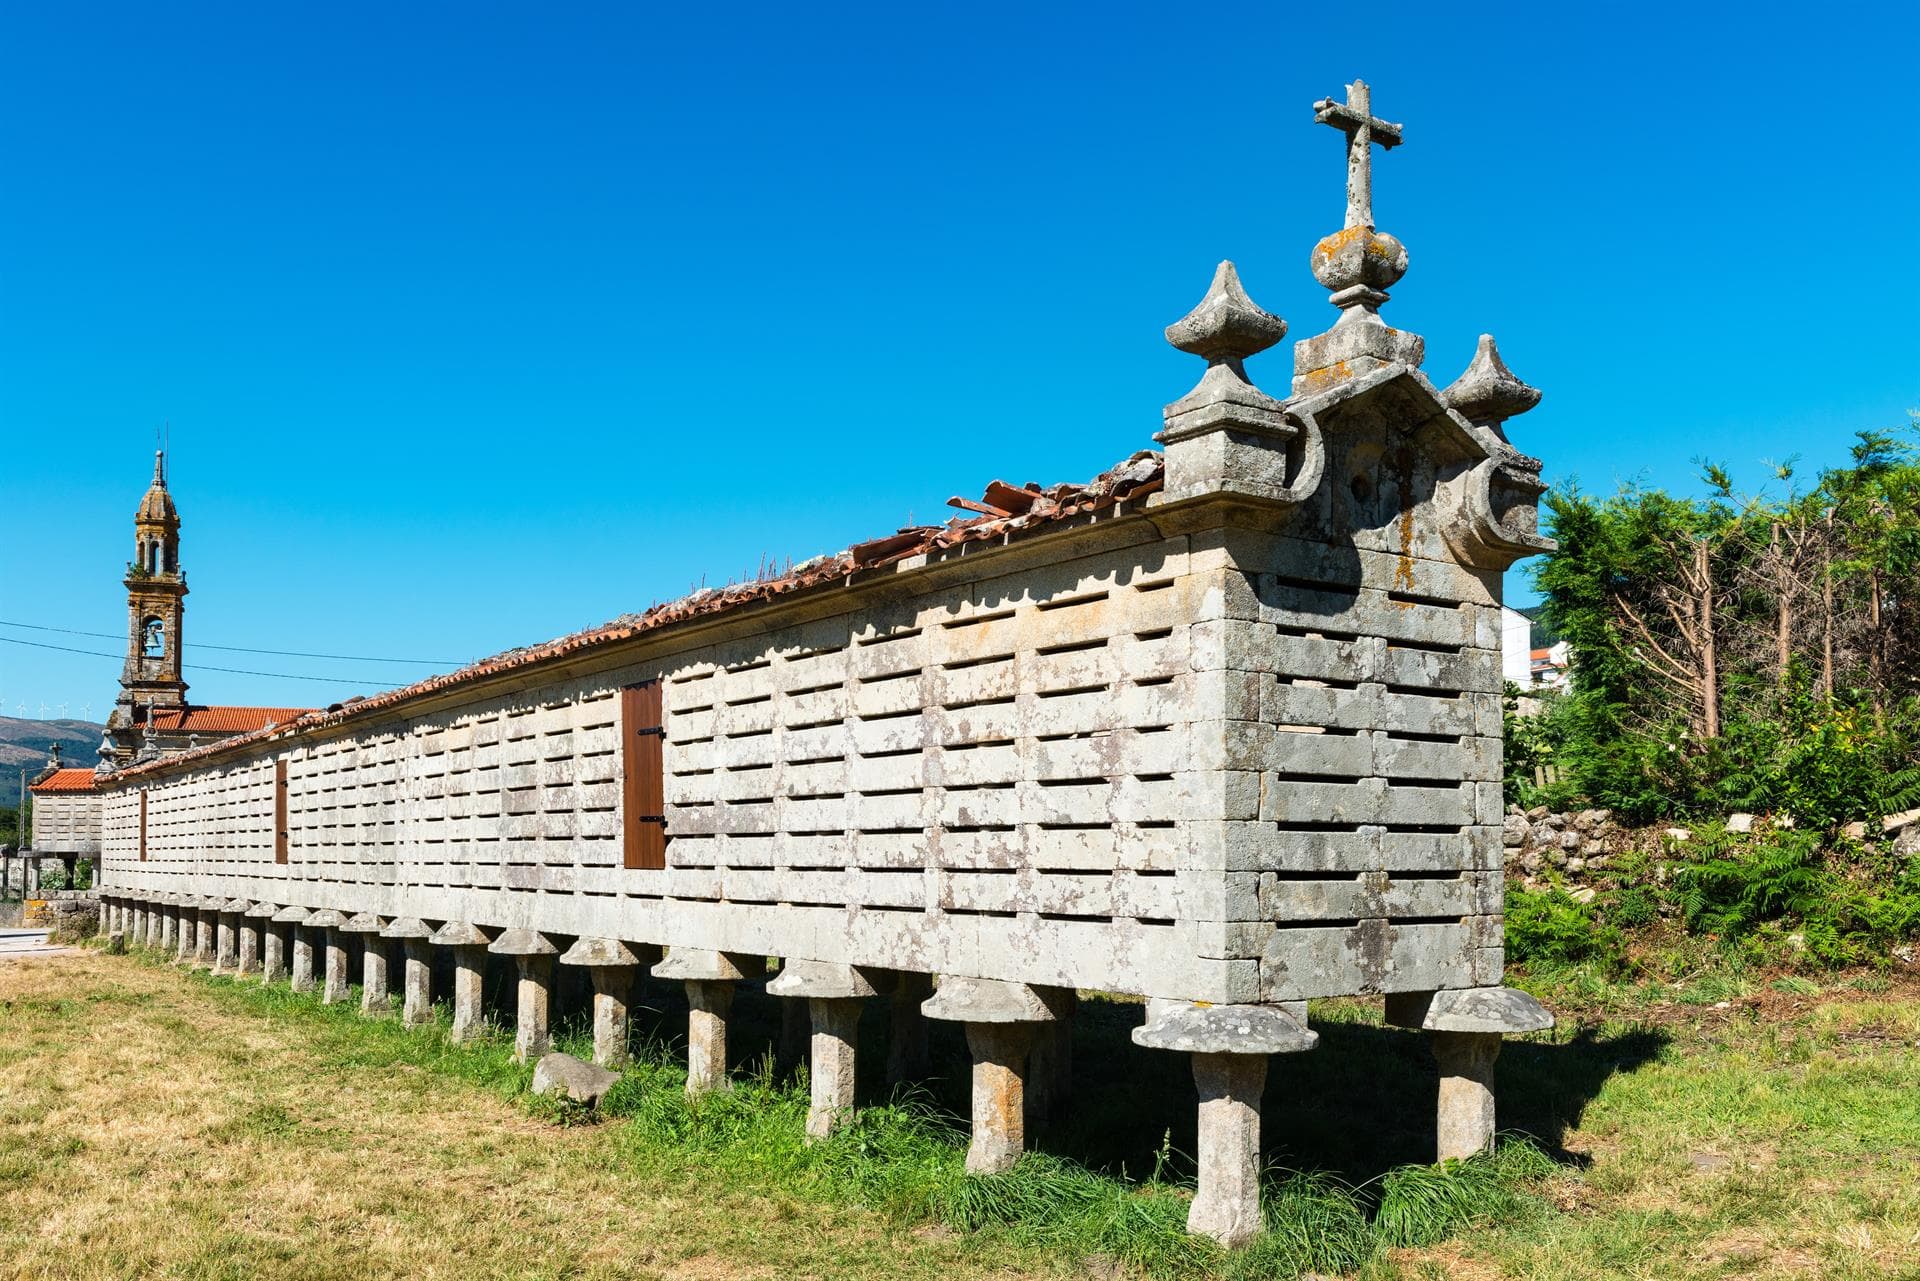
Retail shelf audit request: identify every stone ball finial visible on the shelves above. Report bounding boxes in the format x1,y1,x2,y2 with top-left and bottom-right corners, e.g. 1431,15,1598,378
1310,225,1408,300
1165,261,1286,366
1442,334,1542,426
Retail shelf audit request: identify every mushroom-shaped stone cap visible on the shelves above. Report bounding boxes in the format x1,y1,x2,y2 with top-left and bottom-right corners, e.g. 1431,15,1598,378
766,959,883,1001
305,908,347,929
245,901,279,919
380,916,433,940
1165,261,1287,364
339,911,384,934
921,976,1057,1024
559,936,644,968
1131,1002,1318,1055
652,947,764,982
271,905,313,924
1441,335,1542,426
429,920,494,947
1422,986,1554,1035
222,898,251,914
487,927,558,956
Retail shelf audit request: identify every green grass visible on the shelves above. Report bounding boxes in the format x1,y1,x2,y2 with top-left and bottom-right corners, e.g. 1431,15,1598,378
6,941,1918,1278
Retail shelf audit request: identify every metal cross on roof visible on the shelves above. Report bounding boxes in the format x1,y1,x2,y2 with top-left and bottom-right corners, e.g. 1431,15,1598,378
1313,79,1403,231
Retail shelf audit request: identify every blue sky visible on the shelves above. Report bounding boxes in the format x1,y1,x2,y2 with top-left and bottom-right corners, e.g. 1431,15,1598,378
2,2,1914,717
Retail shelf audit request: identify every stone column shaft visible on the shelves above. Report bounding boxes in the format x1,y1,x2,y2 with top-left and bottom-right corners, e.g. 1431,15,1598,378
807,997,862,1141
290,927,317,993
194,912,215,968
401,940,433,1026
361,938,392,1014
263,923,288,984
589,966,635,1068
887,971,931,1085
237,921,261,978
176,911,196,964
1190,1052,1268,1250
322,932,350,1004
684,980,734,1097
963,1022,1034,1174
513,955,553,1062
214,915,236,973
1433,1031,1501,1162
450,945,487,1042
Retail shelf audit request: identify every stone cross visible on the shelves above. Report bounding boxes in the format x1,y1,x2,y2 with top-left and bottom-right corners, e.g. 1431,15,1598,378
1313,79,1402,230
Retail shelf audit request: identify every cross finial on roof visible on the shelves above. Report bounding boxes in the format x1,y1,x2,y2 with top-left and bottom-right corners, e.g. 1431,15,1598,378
1313,79,1402,231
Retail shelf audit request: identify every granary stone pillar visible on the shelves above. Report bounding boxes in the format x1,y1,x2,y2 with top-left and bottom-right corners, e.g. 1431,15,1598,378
193,899,217,969
306,909,349,1003
1026,986,1078,1130
273,906,311,989
429,921,494,1042
1384,987,1553,1162
175,900,197,964
382,918,435,1027
653,948,764,1098
216,899,248,974
490,929,560,1062
559,937,655,1069
144,899,160,949
923,977,1059,1174
887,970,932,1086
153,897,172,951
1133,1001,1318,1250
768,960,882,1140
131,899,148,947
242,903,275,979
341,913,390,1014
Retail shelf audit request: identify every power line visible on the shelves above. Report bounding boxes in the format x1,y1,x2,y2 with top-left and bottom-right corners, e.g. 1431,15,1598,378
0,634,412,688
0,618,463,666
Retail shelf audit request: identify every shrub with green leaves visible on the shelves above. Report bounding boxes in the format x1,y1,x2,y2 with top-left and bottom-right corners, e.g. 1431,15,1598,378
1504,886,1627,972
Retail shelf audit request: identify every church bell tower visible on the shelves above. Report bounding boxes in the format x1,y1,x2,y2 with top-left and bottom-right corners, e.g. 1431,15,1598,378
106,451,189,763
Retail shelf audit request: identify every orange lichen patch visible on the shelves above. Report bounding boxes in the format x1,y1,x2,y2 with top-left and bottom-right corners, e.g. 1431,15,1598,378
1392,446,1418,599
1297,360,1356,394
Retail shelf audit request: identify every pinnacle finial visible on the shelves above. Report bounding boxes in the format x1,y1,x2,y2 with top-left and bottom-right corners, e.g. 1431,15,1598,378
1442,335,1542,433
153,449,166,486
1165,261,1287,369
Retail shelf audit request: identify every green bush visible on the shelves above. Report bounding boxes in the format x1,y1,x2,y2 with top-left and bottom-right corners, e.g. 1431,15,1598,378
1670,828,1920,966
1504,886,1626,972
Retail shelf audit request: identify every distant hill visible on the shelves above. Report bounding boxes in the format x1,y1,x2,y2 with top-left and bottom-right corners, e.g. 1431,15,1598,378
0,717,105,808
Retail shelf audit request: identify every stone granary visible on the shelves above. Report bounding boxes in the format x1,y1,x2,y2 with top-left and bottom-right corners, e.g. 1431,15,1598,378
91,81,1554,1248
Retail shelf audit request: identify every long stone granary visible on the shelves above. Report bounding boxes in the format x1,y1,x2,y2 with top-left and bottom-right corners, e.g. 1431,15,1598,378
91,81,1556,1247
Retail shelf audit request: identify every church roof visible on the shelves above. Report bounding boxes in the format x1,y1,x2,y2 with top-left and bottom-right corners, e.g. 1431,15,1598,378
143,705,314,734
30,768,98,794
136,450,179,525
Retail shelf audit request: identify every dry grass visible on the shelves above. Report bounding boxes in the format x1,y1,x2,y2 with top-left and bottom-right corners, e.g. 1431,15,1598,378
0,951,1058,1281
6,949,1920,1280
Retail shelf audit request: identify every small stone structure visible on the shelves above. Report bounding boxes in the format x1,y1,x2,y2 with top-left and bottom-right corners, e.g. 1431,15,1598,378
88,82,1554,1247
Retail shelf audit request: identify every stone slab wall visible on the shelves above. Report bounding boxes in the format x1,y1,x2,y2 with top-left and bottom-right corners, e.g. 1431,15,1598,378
31,790,103,856
99,430,1509,1004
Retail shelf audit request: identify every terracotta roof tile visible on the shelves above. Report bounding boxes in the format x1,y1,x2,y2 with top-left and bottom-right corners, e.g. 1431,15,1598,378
114,450,1165,779
144,706,314,734
30,768,98,794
